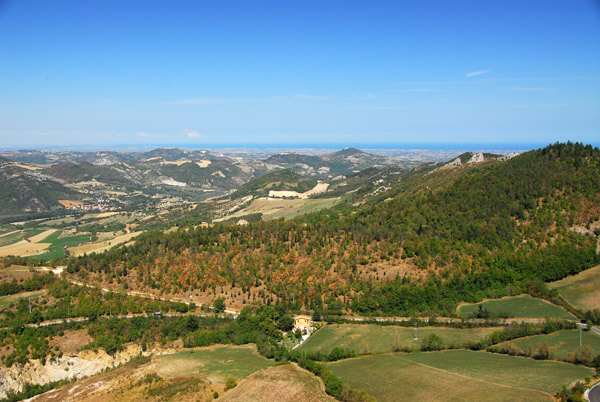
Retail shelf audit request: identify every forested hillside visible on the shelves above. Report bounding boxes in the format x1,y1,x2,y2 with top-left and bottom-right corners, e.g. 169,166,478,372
65,143,600,316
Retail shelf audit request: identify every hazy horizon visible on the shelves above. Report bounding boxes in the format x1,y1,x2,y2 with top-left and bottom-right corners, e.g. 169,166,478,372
0,141,578,154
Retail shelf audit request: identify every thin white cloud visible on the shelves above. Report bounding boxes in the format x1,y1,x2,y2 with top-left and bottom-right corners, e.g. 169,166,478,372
504,104,567,108
136,131,173,138
165,98,244,105
391,81,460,86
407,88,443,92
349,106,404,110
185,130,202,138
466,70,491,77
28,130,49,136
509,87,550,91
293,94,335,100
347,94,375,100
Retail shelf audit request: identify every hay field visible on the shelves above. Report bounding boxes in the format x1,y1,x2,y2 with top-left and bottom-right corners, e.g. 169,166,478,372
0,229,58,256
549,264,600,311
498,329,600,360
457,295,575,320
156,345,274,383
299,324,501,354
329,351,593,401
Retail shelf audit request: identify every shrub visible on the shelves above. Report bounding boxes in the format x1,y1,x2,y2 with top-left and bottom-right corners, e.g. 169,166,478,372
225,377,237,390
421,334,444,351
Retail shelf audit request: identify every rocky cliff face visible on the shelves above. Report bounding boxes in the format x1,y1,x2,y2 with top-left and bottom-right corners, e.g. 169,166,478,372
0,343,176,398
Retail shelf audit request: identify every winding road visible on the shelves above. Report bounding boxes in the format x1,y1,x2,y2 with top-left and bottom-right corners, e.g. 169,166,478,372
587,382,600,402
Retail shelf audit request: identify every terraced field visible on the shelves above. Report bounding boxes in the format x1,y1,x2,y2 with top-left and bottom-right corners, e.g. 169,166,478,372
299,324,501,354
457,295,576,320
328,351,593,401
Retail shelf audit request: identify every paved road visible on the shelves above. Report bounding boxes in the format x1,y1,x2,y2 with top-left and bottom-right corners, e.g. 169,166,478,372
591,326,600,336
587,382,600,402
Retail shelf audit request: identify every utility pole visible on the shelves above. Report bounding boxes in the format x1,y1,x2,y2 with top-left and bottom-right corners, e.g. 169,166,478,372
414,321,418,340
29,297,31,314
580,328,582,347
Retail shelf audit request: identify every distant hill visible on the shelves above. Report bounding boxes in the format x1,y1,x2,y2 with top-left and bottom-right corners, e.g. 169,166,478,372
0,148,233,165
0,164,80,215
264,153,322,166
44,162,135,185
326,147,367,158
229,168,318,199
264,147,400,178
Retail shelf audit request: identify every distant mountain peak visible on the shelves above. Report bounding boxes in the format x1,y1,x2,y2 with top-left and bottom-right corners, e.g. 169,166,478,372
330,147,365,157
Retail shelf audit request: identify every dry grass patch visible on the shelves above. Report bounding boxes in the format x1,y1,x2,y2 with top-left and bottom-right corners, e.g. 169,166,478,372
221,197,340,221
219,363,335,402
156,345,274,383
0,240,51,257
58,200,83,208
50,330,93,356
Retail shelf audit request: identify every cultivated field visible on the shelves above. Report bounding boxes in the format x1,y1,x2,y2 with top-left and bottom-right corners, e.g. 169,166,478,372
223,197,340,221
399,350,593,393
298,324,501,354
0,228,44,247
219,363,334,402
0,229,63,257
329,351,593,401
457,295,575,320
68,231,141,257
0,239,52,257
32,231,92,259
498,329,600,360
156,345,275,383
549,264,600,311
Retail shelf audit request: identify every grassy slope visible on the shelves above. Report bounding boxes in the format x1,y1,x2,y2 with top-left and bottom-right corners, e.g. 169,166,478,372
330,351,593,401
219,363,334,402
457,295,576,320
500,329,600,359
0,289,47,310
549,264,600,311
156,345,275,382
299,324,501,354
329,353,553,402
398,350,593,393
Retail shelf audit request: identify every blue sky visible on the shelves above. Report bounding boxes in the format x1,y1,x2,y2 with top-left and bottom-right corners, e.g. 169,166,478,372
0,0,598,148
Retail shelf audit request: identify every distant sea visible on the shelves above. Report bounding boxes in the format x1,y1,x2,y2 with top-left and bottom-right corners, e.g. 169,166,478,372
2,142,582,153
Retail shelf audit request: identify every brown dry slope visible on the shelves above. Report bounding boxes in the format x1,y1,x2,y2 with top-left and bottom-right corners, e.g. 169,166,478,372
218,363,335,402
